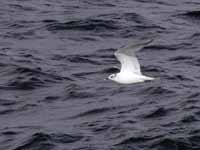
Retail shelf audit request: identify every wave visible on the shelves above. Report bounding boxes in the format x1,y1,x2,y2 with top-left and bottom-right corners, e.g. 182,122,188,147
46,19,119,32
0,65,72,90
13,132,83,150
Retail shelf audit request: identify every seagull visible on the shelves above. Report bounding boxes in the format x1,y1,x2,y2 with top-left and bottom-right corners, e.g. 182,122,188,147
108,39,154,84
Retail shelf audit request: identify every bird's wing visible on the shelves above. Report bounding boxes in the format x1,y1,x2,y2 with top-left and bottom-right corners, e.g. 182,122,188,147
115,39,153,75
115,52,141,75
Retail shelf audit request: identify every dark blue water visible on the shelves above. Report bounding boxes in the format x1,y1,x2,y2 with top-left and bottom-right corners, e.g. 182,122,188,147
1,0,200,150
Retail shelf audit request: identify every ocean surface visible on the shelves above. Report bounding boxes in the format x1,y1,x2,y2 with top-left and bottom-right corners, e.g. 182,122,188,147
1,0,200,150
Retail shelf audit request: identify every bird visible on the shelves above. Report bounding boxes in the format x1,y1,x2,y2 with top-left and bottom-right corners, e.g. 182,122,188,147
108,39,154,84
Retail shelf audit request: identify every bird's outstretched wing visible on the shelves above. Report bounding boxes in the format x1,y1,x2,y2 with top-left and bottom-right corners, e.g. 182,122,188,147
115,39,153,75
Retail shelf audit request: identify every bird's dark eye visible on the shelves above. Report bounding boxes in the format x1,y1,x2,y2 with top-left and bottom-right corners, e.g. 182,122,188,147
111,74,116,78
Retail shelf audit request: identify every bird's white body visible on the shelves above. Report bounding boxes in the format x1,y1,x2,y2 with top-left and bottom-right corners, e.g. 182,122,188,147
112,72,154,84
108,39,154,84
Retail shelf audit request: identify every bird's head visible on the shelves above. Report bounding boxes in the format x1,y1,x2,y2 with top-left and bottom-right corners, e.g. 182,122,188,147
108,74,117,81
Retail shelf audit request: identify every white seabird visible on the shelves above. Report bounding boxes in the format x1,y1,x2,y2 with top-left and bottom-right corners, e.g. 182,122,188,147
108,39,154,84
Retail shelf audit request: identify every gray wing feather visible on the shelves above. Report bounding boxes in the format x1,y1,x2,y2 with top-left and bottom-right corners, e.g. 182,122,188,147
116,39,153,55
115,39,153,75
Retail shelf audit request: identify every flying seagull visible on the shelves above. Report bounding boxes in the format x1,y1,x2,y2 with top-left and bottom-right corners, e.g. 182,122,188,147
108,39,154,84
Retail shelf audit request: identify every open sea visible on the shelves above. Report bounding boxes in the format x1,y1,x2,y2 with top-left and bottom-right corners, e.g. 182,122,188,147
1,0,200,150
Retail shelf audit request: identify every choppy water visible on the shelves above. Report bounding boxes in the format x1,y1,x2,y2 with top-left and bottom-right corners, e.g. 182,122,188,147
1,0,200,150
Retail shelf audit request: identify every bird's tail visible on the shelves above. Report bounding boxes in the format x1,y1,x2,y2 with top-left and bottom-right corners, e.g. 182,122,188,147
143,75,155,81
